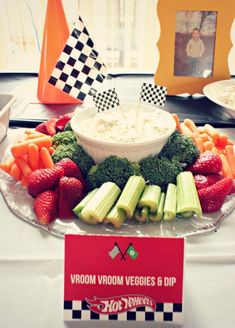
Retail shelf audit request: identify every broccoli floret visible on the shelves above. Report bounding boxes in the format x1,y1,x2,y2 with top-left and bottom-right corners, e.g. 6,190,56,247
140,156,183,192
64,121,72,131
52,143,94,176
87,156,140,190
159,131,199,165
52,131,76,148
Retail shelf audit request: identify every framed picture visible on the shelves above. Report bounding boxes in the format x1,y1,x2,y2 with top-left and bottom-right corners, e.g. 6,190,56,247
154,0,235,95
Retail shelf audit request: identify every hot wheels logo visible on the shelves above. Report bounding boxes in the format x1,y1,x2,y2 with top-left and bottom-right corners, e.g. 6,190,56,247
86,294,156,314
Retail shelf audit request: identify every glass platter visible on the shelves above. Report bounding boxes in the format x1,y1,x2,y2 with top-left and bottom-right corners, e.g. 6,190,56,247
1,167,235,239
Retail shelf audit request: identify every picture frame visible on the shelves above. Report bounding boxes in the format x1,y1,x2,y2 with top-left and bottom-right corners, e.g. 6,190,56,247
154,0,235,95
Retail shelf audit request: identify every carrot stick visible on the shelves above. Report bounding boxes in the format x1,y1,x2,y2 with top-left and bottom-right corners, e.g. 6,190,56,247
204,124,219,143
220,154,233,178
28,143,39,171
197,126,205,134
199,133,210,142
217,134,228,149
40,147,54,169
194,137,204,153
15,157,33,178
0,163,11,173
9,162,22,181
26,133,45,140
21,175,28,187
24,130,39,135
11,136,52,158
179,123,193,137
211,147,219,155
225,145,235,178
172,114,181,130
183,118,198,133
4,156,15,172
48,147,54,155
203,141,214,151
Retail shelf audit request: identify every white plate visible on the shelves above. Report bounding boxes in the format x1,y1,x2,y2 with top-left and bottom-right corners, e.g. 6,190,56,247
1,166,235,238
203,79,235,118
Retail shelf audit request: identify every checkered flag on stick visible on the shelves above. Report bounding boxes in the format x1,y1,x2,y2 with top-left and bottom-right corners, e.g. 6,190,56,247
108,244,120,259
140,83,167,107
49,16,107,101
93,88,120,112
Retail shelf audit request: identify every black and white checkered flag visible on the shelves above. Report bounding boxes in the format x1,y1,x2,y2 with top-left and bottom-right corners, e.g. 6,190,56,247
48,16,107,101
140,83,167,107
108,245,120,259
93,88,120,112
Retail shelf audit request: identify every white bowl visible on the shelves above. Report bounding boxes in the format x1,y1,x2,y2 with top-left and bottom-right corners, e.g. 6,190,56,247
71,103,176,163
203,79,235,118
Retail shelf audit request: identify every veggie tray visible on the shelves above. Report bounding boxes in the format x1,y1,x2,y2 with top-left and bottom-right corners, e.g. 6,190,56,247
0,167,235,238
1,112,235,238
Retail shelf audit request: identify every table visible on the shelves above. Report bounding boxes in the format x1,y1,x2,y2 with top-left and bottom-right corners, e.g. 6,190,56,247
0,74,235,328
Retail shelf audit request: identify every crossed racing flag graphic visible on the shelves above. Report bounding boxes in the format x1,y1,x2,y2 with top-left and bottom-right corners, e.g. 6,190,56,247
109,243,139,261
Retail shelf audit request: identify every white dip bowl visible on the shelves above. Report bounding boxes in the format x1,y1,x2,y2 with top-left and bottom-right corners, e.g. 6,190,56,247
71,103,176,163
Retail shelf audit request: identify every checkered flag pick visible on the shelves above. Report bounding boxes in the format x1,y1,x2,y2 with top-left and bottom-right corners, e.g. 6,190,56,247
140,83,167,107
108,245,120,259
93,88,120,112
49,16,107,101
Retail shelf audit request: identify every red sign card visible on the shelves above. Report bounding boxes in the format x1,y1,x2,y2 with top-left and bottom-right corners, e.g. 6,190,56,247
64,234,184,323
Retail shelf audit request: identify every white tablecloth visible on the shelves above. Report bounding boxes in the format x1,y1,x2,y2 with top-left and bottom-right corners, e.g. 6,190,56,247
1,128,235,328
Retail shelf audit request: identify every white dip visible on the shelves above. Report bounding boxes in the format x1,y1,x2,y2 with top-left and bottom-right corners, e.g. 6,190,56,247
78,107,172,143
218,84,235,109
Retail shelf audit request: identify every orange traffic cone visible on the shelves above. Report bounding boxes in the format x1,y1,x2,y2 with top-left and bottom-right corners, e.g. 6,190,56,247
37,0,81,104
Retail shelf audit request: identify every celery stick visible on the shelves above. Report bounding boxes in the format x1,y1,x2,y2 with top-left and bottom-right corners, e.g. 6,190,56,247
138,185,161,213
104,206,126,229
181,211,194,218
149,192,165,222
163,184,177,221
134,206,149,223
78,212,99,225
116,176,145,218
81,182,121,222
73,188,99,216
177,171,202,219
141,206,149,222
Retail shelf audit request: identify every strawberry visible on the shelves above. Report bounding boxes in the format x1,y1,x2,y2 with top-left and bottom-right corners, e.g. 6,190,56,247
35,118,58,136
56,113,73,132
34,190,58,224
194,174,224,190
55,158,86,189
194,175,209,190
188,151,222,175
27,166,64,197
198,177,233,212
229,180,235,195
45,117,58,136
35,122,47,134
58,177,84,218
206,174,223,186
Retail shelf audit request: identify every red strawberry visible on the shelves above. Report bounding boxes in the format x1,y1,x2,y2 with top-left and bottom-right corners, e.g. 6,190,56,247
206,174,223,186
58,177,84,218
34,190,58,224
27,166,64,197
188,151,222,175
35,122,47,134
45,117,58,136
198,177,233,212
229,180,235,195
194,175,209,190
56,113,73,132
55,158,86,189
